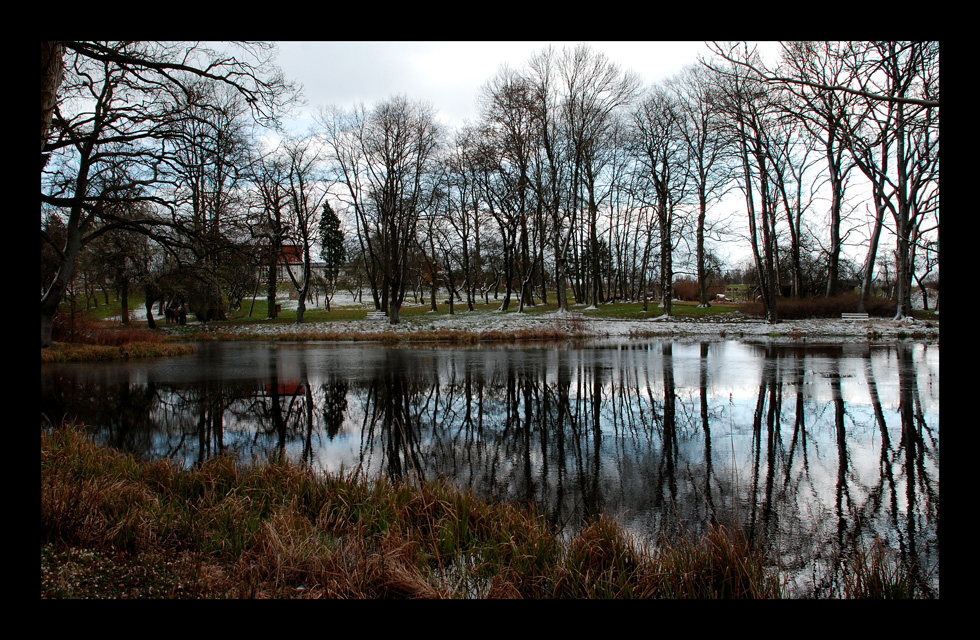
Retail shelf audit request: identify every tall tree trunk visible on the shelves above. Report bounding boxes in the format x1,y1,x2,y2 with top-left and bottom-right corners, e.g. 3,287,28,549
893,99,914,321
41,41,64,156
894,234,914,319
696,192,709,307
658,197,673,317
388,246,401,325
555,256,569,313
120,280,130,326
41,144,93,347
588,185,601,309
858,194,886,312
266,253,279,319
825,144,844,297
537,202,548,305
294,254,312,325
144,295,157,330
41,233,79,348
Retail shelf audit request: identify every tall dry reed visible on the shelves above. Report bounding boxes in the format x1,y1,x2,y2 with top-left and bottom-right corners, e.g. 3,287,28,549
41,426,921,599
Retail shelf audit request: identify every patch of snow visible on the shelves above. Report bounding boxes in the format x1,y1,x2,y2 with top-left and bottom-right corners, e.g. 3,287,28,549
198,306,938,345
106,289,938,344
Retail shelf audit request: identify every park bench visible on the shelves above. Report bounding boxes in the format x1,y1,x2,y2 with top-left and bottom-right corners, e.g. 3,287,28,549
365,311,387,321
841,312,870,321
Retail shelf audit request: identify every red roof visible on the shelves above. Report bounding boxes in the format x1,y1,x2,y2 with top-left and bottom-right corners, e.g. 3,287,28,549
263,381,306,397
280,245,303,264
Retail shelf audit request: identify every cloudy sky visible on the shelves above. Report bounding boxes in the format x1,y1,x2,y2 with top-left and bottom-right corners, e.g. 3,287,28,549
267,41,788,268
271,41,777,134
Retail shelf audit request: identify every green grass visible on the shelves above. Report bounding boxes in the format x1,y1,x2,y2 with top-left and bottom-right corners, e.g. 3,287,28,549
41,425,927,599
64,286,941,328
228,300,369,324
51,290,939,356
61,286,942,326
226,296,741,325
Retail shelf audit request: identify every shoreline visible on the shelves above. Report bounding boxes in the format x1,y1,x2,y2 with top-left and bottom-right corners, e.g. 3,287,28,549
178,308,939,345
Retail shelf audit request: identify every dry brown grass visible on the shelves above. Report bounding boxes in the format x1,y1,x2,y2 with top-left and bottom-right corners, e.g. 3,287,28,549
42,426,924,599
44,314,196,362
52,314,168,346
41,342,197,362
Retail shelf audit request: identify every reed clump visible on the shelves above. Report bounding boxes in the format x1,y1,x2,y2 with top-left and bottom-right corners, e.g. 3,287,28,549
41,426,920,599
41,342,198,362
647,524,782,598
52,314,169,346
841,538,924,599
44,314,197,362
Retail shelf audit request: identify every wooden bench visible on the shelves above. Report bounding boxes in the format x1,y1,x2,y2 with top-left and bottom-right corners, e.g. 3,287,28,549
365,311,387,320
841,312,870,321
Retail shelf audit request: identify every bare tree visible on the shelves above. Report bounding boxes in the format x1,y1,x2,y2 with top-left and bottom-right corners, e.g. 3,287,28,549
526,46,572,313
249,145,292,319
765,115,821,298
709,42,781,322
168,78,255,321
631,85,688,317
443,126,487,311
318,96,442,324
669,64,733,307
283,136,328,324
709,40,940,319
477,67,539,312
559,45,640,309
840,42,939,319
775,42,860,297
40,41,293,347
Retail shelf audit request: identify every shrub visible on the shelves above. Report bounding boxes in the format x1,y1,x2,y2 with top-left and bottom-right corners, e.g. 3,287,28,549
673,279,700,302
742,294,895,319
52,313,165,346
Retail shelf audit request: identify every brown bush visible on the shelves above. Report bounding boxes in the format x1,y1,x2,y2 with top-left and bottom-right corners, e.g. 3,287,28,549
671,279,726,303
742,294,895,319
52,313,165,346
672,279,700,301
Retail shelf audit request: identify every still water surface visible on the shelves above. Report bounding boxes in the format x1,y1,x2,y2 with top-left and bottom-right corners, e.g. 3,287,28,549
41,339,939,597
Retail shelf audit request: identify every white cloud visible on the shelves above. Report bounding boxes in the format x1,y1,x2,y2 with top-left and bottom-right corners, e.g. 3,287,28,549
272,41,739,133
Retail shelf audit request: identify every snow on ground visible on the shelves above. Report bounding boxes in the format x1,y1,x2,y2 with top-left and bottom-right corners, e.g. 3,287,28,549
204,294,939,344
109,291,939,344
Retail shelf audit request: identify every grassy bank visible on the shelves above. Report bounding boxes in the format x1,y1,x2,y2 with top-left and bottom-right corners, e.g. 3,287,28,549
41,426,923,599
44,294,939,363
194,325,584,345
43,315,197,362
41,341,197,363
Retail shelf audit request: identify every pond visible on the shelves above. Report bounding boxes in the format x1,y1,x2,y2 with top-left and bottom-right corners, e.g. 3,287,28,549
41,338,939,597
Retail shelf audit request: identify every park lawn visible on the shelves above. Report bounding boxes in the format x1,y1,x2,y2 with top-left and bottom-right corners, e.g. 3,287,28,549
59,288,936,330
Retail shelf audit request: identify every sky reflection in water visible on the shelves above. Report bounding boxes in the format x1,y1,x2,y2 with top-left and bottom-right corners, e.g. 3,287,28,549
41,339,939,597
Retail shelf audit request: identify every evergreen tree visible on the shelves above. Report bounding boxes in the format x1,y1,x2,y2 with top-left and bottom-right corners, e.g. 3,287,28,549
319,201,346,309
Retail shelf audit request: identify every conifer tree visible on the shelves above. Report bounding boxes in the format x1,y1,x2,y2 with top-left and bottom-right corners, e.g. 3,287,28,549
319,200,346,310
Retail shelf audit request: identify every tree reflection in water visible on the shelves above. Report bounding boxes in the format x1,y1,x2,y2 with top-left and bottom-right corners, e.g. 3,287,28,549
41,339,939,597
